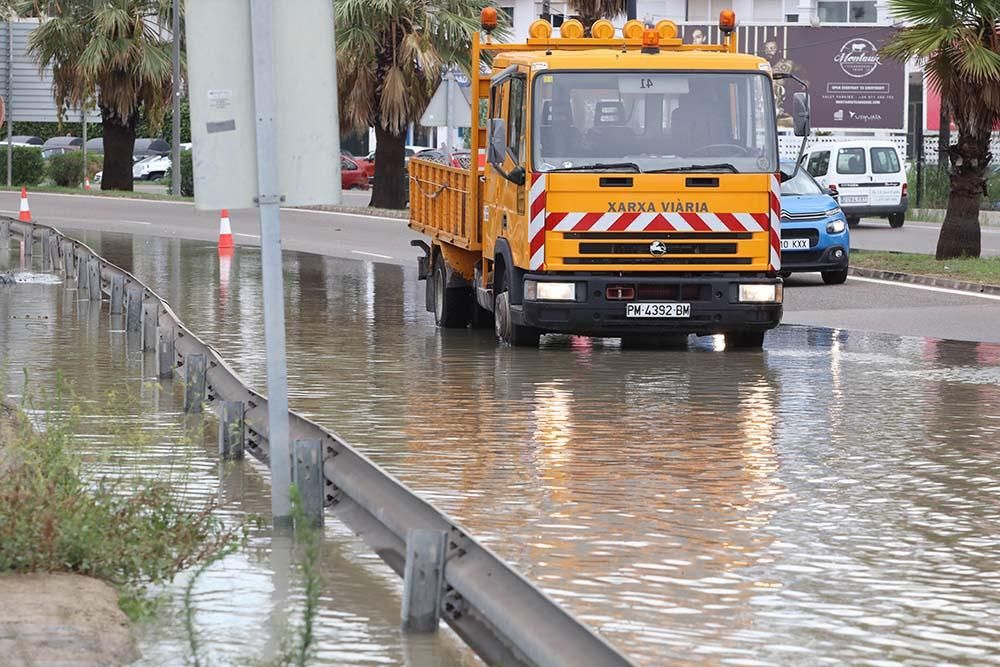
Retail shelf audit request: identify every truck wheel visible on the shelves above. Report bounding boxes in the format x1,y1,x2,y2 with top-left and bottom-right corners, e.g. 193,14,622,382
725,331,766,350
432,257,471,328
888,213,905,228
494,273,540,347
847,216,860,228
822,268,849,285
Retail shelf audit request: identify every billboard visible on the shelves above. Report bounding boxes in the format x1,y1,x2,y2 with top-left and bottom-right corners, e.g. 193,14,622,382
736,25,906,131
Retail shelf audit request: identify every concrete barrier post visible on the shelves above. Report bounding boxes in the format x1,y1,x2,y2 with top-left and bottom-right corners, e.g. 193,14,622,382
75,251,88,291
109,274,125,314
88,259,102,301
219,401,245,461
62,241,73,278
183,353,207,413
157,327,175,380
292,439,324,526
401,529,447,633
126,288,143,332
142,302,158,351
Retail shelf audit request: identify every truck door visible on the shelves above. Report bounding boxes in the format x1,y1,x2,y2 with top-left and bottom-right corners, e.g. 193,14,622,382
484,68,529,269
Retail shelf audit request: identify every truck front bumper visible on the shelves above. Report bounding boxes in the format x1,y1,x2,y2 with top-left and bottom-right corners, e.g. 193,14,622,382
514,274,782,337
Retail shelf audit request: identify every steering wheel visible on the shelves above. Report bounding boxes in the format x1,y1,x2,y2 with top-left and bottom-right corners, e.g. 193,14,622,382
690,143,749,158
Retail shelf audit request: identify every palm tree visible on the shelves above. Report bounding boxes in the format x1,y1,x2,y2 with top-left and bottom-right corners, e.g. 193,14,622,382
19,0,175,191
335,0,498,209
569,0,625,33
883,0,1000,259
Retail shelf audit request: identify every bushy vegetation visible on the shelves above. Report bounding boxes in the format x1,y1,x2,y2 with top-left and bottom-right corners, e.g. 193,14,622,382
0,385,245,593
166,150,194,197
47,152,103,187
0,146,46,186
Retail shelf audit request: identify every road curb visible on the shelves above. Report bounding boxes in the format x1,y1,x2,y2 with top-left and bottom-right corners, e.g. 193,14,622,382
848,266,1000,295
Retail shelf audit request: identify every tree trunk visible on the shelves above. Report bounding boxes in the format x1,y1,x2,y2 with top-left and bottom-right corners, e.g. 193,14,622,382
937,131,984,259
100,106,136,192
937,99,949,171
370,123,407,209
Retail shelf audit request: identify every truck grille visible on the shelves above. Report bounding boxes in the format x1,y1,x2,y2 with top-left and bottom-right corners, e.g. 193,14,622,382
565,257,752,265
782,229,820,245
579,242,738,255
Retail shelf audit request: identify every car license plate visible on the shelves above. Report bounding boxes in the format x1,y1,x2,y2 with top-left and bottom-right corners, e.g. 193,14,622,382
841,194,868,204
781,238,810,250
626,302,691,318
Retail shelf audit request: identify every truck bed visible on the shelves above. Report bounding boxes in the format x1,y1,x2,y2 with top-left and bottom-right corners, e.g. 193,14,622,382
408,158,482,250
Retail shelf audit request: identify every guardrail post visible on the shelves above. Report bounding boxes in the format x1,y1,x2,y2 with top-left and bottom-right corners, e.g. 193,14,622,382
22,228,32,259
401,529,447,633
109,274,125,314
126,288,143,332
0,220,8,250
142,302,158,351
75,250,88,291
39,230,51,270
219,401,245,460
292,439,324,526
62,241,73,278
157,327,175,380
183,353,207,413
88,258,102,301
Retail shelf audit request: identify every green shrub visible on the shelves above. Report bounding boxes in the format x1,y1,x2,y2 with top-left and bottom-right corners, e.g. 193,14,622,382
47,152,103,187
907,165,1000,209
166,150,194,197
0,146,45,186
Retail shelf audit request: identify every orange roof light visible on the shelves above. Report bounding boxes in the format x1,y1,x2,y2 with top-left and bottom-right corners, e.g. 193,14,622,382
622,19,645,40
642,28,660,51
481,6,498,32
560,18,584,38
591,19,615,39
654,20,677,41
719,9,736,34
529,19,553,39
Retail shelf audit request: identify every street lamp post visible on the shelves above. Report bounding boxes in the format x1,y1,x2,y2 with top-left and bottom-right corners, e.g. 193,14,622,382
171,0,181,196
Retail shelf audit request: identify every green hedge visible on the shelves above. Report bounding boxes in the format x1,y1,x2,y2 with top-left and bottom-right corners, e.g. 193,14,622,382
165,150,194,197
47,152,103,187
0,146,46,186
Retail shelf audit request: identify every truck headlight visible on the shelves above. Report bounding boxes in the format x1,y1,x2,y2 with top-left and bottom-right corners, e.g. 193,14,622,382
738,284,782,303
827,219,846,234
524,280,576,301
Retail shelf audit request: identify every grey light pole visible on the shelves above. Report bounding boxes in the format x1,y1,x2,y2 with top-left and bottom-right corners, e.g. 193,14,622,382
171,0,181,196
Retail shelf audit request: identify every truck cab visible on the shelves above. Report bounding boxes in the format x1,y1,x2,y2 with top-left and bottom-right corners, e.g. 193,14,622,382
410,12,800,349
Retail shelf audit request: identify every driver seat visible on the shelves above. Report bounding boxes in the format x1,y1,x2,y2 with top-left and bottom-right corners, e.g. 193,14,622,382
671,94,715,156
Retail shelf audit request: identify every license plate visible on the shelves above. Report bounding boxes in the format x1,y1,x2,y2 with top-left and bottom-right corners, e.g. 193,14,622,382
781,238,810,250
626,302,691,318
841,194,868,204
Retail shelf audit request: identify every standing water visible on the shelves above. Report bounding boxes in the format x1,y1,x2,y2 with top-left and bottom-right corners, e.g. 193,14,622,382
4,231,1000,665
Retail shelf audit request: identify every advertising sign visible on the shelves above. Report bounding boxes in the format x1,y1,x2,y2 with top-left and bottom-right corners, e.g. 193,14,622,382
736,25,906,131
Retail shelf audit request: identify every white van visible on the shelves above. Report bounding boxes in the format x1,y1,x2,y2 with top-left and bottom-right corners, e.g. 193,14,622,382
800,140,908,228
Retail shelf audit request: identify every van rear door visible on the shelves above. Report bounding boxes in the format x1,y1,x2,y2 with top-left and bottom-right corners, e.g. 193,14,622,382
833,147,870,207
869,146,904,207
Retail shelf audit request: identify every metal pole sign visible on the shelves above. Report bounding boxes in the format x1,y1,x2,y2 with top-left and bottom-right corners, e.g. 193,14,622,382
186,0,341,523
170,0,181,197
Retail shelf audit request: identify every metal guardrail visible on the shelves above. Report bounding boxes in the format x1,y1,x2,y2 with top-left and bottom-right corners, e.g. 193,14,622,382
1,217,634,667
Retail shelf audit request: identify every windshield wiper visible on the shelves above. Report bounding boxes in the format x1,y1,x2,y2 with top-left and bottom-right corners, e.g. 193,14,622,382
647,163,740,174
548,162,642,173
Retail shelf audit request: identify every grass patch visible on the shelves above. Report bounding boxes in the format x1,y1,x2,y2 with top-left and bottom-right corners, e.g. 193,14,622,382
0,379,246,612
0,184,192,202
852,250,1000,285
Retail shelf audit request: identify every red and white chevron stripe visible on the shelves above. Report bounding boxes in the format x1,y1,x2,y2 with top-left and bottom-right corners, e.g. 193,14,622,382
768,173,782,271
526,173,782,271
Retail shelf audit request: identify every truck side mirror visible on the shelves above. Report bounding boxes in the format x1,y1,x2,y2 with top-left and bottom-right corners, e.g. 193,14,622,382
792,91,810,137
487,118,508,165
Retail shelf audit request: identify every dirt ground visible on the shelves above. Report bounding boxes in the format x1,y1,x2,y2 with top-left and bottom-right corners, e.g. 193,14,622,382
0,400,139,666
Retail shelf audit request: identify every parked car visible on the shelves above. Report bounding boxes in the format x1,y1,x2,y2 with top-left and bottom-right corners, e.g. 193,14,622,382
415,148,463,169
343,151,374,178
132,154,171,180
800,139,908,228
341,155,369,190
779,162,850,285
3,135,43,147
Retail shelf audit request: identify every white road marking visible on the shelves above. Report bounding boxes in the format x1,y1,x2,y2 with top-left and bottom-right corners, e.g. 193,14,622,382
235,232,260,239
351,250,393,259
120,219,152,226
849,275,1000,301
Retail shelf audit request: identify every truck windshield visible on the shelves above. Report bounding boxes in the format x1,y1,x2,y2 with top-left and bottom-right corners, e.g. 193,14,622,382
532,71,778,174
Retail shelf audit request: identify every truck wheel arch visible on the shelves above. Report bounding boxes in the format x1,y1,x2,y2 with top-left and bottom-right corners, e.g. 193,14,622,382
492,238,525,304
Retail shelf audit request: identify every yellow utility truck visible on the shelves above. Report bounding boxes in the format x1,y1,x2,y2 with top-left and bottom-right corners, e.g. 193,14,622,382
409,9,810,348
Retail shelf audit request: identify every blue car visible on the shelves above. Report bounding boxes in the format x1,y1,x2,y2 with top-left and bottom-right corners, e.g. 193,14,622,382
779,163,850,285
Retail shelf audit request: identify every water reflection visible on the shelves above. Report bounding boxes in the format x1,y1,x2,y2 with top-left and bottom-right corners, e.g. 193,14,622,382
5,234,1000,666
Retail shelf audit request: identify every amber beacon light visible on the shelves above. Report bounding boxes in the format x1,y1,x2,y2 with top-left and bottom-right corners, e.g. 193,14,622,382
481,6,498,32
719,9,736,33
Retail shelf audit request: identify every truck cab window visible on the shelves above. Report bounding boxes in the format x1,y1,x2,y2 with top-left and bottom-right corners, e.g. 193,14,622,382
507,76,526,163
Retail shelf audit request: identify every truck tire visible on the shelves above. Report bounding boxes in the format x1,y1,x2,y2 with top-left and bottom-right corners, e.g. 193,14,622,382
432,257,471,328
725,331,766,350
822,268,849,285
494,271,540,347
888,212,904,228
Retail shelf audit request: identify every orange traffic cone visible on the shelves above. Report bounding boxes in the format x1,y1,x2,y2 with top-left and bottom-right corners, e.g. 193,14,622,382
218,209,234,250
83,178,92,191
18,187,31,222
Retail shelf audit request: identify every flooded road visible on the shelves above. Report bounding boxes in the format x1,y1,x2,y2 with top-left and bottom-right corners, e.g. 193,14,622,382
4,232,1000,666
